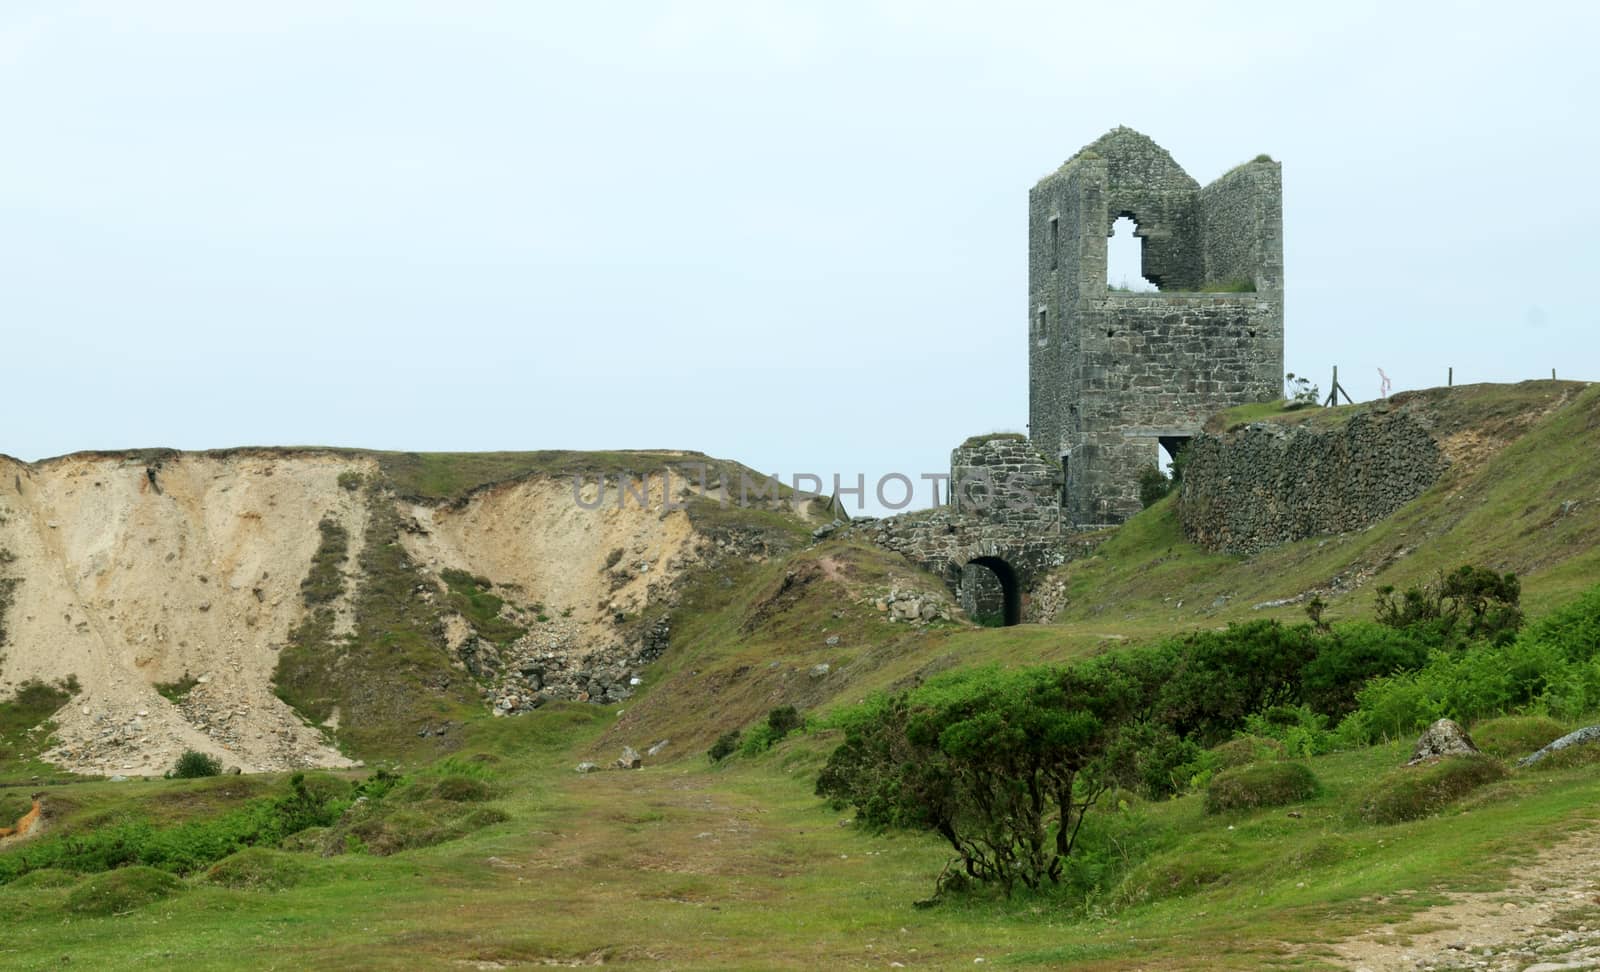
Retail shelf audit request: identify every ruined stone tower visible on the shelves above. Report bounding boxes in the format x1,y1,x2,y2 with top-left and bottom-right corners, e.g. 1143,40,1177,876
1029,127,1283,526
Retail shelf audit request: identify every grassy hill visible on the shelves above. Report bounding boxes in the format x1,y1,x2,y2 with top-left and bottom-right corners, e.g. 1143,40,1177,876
4,380,1600,968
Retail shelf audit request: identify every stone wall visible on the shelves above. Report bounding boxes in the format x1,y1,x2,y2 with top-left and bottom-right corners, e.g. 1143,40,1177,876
949,433,1062,529
1028,127,1283,528
1178,408,1449,553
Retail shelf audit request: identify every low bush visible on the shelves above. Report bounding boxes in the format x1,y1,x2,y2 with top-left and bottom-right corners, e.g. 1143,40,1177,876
707,729,741,762
1357,756,1508,824
171,749,223,779
65,866,184,915
201,847,308,890
1203,762,1319,814
739,706,805,756
1471,715,1566,759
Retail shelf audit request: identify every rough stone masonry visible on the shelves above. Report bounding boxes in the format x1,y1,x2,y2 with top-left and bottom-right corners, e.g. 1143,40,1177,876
1028,127,1284,526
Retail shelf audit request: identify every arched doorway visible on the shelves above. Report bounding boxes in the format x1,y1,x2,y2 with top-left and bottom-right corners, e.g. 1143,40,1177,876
961,556,1022,627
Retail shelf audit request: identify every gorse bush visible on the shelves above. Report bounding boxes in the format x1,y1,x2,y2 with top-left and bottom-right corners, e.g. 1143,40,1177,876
1345,584,1600,743
738,706,806,756
707,729,741,762
171,749,222,779
1375,565,1523,645
814,571,1600,898
818,666,1135,895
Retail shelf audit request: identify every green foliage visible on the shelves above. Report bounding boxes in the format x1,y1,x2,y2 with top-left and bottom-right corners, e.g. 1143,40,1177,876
1471,715,1567,759
818,666,1135,894
428,775,493,803
1298,623,1432,716
200,847,308,890
1284,372,1320,406
154,672,199,703
1203,762,1319,814
274,488,477,759
0,677,78,776
707,729,742,762
1357,756,1508,824
441,569,527,645
1345,584,1600,742
1137,465,1171,509
65,866,184,915
736,707,806,757
1374,565,1524,645
0,772,367,885
336,470,364,491
171,749,223,779
1198,279,1256,293
1208,735,1286,769
300,518,350,606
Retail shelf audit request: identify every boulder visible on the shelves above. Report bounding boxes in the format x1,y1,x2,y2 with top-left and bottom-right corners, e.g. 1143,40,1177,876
574,762,599,774
615,746,642,770
1517,725,1600,767
1408,719,1480,765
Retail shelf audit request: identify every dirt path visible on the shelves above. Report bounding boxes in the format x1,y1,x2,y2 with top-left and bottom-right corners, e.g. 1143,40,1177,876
1328,822,1600,971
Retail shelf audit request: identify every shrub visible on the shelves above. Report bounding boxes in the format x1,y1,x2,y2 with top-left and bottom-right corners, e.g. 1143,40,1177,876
1375,565,1523,645
707,730,741,762
1357,756,1508,824
817,665,1137,894
171,749,223,779
737,707,805,757
201,847,307,890
1300,623,1431,716
766,705,803,737
65,866,184,915
1203,762,1319,814
1471,715,1567,759
1137,465,1171,509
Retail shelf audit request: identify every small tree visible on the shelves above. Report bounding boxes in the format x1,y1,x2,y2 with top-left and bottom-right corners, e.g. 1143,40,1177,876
817,666,1132,895
172,749,223,779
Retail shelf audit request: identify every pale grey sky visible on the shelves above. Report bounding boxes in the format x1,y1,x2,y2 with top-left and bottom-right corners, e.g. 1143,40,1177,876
3,2,1595,513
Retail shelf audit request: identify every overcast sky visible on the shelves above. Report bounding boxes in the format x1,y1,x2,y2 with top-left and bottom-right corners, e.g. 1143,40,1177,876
3,1,1595,513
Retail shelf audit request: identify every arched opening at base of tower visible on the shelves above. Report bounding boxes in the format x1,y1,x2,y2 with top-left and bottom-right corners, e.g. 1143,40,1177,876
960,556,1022,627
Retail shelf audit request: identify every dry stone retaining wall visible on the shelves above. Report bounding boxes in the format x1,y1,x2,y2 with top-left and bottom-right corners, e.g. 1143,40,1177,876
1178,407,1448,553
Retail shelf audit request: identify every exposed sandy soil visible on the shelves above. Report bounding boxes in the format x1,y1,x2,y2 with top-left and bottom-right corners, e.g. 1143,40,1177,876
0,452,751,776
400,475,703,661
0,452,369,775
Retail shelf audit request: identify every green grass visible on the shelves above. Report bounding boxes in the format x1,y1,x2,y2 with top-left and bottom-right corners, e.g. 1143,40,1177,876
4,383,1600,965
0,677,76,778
439,569,525,645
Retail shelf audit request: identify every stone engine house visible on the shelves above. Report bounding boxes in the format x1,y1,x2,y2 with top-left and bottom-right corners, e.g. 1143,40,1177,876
1029,127,1283,525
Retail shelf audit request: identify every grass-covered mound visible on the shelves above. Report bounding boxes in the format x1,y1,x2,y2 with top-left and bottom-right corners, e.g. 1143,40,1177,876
201,847,309,891
1471,715,1567,759
65,866,184,915
1357,756,1509,824
1209,735,1286,768
1203,762,1319,813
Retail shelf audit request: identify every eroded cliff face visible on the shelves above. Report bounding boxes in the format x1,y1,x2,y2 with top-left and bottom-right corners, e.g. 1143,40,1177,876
0,450,799,776
0,452,369,775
